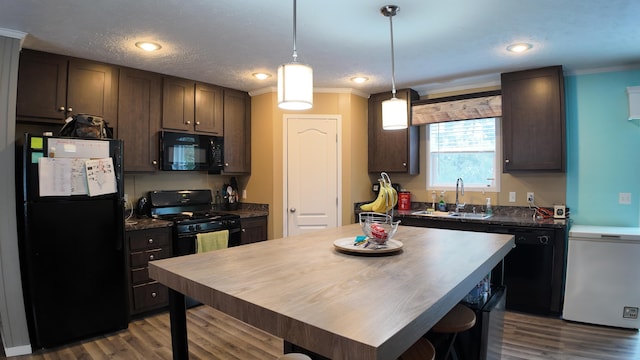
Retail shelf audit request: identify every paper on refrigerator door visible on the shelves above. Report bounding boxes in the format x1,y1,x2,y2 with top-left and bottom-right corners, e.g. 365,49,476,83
46,138,110,159
38,158,90,196
85,158,117,196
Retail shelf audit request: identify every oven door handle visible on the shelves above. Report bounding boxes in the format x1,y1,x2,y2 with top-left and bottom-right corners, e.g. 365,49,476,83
228,227,241,235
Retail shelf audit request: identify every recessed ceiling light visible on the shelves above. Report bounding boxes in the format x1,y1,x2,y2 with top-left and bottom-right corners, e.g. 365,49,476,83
351,76,369,84
507,43,532,53
252,72,272,80
135,41,162,51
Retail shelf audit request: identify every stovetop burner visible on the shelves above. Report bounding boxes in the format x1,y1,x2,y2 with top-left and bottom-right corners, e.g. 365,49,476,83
154,210,238,224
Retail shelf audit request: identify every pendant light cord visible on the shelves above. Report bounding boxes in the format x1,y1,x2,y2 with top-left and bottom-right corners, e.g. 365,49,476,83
387,7,398,98
292,0,298,62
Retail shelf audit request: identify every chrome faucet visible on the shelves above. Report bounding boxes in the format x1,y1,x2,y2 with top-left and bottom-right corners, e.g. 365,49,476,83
455,178,465,212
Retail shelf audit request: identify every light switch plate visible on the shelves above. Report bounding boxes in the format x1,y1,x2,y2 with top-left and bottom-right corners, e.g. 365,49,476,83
509,192,516,202
619,192,632,205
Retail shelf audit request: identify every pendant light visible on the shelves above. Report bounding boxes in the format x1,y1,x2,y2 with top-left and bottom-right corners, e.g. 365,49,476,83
277,0,313,110
380,5,408,130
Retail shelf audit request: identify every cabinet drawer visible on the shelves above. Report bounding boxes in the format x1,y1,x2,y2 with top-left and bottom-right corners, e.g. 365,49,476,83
129,229,171,251
131,267,151,285
130,247,170,268
132,282,168,311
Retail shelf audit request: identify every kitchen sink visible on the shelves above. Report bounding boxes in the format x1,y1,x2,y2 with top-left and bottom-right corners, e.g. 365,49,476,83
411,210,451,218
448,212,492,219
411,210,492,220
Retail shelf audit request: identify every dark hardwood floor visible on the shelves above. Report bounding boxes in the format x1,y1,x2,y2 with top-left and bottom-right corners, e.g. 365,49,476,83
4,307,639,359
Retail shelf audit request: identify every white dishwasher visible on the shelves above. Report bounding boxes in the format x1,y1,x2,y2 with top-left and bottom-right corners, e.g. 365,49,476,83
563,225,640,329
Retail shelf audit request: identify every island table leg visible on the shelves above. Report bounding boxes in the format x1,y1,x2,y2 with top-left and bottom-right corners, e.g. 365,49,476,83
169,289,188,360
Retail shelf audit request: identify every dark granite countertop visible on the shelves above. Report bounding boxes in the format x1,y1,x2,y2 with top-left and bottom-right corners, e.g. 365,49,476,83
125,203,269,231
217,209,269,218
125,218,173,231
216,202,269,219
356,202,569,229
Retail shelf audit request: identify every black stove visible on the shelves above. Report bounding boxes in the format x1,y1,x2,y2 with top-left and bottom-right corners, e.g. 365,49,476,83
148,190,242,253
147,189,242,309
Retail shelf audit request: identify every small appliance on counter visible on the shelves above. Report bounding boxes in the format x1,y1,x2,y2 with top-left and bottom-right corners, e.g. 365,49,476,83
222,177,240,210
136,196,149,218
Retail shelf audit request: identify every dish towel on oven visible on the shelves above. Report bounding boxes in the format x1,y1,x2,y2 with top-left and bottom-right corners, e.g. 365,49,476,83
196,230,229,253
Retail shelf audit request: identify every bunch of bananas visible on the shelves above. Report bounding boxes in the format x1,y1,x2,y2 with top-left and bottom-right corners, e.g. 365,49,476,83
360,173,398,213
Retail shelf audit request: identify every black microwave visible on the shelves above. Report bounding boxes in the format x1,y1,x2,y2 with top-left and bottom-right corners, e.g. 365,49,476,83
160,131,224,173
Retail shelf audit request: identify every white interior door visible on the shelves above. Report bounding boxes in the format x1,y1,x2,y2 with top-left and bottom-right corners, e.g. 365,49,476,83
284,115,341,236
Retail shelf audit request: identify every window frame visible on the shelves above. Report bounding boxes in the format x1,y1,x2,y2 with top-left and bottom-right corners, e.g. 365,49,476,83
425,117,502,193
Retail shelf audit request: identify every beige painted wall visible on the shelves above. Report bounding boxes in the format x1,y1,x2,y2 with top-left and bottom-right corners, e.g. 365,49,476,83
247,90,370,239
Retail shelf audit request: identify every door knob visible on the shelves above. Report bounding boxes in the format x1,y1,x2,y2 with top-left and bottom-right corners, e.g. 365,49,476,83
290,208,296,213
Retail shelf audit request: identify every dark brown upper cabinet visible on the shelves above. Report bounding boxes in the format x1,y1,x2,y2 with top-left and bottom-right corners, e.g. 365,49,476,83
368,89,420,174
118,68,161,172
161,77,223,135
17,50,118,131
501,66,566,172
222,89,251,174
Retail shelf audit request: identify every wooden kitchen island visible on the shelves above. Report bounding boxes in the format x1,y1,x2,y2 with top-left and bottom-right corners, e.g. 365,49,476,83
148,224,514,360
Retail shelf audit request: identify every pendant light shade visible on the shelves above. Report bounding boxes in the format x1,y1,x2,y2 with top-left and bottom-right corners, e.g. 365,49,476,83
382,97,408,130
278,0,313,110
278,62,313,110
381,5,407,130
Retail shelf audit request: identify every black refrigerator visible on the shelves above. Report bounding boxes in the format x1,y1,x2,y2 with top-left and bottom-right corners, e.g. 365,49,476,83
16,134,129,349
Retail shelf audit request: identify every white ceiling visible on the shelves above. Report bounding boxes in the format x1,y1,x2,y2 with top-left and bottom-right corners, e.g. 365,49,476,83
1,0,639,96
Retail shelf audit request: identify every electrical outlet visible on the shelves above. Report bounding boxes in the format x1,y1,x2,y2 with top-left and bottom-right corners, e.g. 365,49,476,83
623,306,638,319
242,189,247,199
527,192,534,203
509,192,516,202
619,192,632,205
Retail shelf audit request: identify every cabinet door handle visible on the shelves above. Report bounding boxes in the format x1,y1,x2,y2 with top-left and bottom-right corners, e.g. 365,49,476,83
185,120,191,125
68,107,73,112
58,106,65,111
148,238,154,244
402,162,407,167
152,160,158,165
151,292,157,298
505,159,510,164
225,162,229,167
149,254,154,261
196,121,200,125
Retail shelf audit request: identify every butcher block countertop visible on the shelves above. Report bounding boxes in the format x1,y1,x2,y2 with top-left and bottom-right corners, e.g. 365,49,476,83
149,223,514,360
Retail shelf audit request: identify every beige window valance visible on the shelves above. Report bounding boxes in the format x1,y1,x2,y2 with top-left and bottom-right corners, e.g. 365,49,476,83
412,94,502,125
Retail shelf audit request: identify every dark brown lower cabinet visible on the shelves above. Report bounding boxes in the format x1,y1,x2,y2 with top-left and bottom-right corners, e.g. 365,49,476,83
240,216,267,245
126,227,172,315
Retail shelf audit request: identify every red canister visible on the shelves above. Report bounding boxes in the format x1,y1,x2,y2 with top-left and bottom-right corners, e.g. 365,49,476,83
398,191,411,210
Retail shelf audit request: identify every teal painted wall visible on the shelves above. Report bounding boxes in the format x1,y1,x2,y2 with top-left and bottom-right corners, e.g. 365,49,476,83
565,69,640,226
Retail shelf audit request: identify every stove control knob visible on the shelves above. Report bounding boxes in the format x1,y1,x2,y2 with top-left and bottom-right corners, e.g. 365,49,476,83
188,225,195,231
195,224,201,231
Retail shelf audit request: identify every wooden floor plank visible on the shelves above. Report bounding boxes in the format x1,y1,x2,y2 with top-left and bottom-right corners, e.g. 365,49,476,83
5,308,639,360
